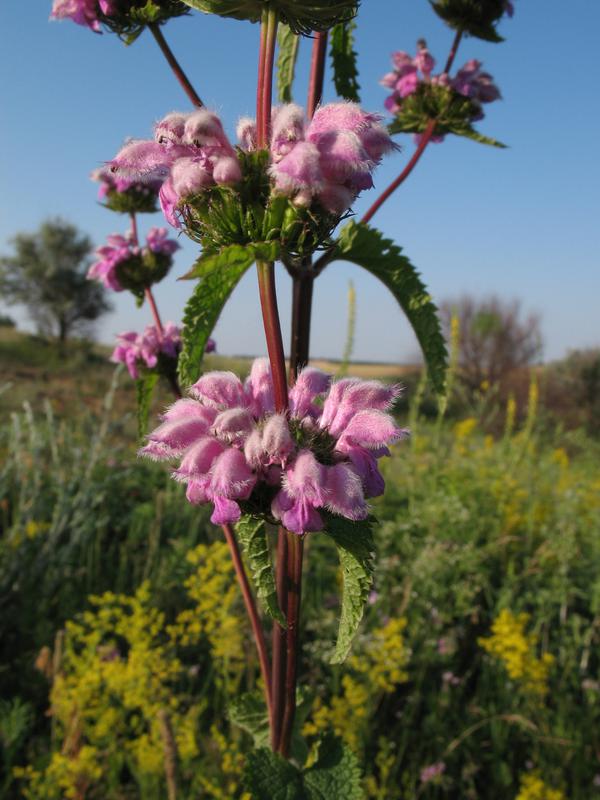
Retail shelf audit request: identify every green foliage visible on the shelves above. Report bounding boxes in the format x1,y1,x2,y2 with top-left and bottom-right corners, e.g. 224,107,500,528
135,372,159,439
333,221,448,397
329,20,360,102
180,0,358,35
177,259,252,386
304,733,364,799
236,515,286,626
323,514,375,664
388,83,506,147
102,186,158,215
243,735,363,799
182,241,280,279
98,0,189,44
430,0,509,42
229,690,271,747
0,218,111,343
277,23,300,102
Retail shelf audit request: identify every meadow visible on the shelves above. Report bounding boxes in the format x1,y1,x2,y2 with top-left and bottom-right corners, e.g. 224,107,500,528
1,331,599,799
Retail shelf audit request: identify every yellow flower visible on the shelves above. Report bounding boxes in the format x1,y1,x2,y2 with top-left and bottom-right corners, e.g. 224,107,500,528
515,772,566,800
479,610,553,696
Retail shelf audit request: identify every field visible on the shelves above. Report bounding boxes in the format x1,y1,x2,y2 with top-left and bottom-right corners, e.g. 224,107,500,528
1,332,600,799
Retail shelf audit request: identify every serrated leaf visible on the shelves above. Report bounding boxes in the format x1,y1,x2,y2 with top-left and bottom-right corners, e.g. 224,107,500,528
304,733,364,799
329,19,360,103
236,515,286,627
323,514,375,664
332,221,448,397
448,124,507,148
243,748,305,800
181,241,280,280
229,690,271,748
277,24,300,102
135,372,159,439
177,259,251,386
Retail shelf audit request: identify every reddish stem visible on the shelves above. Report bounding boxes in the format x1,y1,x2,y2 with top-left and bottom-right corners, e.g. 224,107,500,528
307,31,328,119
145,287,165,336
260,9,278,147
361,118,438,225
279,532,304,757
222,523,273,724
270,531,288,750
256,17,267,146
443,29,463,75
149,23,203,108
256,261,288,412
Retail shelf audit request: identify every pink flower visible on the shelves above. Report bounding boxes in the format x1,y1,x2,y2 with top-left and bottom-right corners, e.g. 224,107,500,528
50,0,101,31
145,227,180,256
140,360,404,534
420,762,446,784
452,60,501,104
88,233,135,291
110,323,182,379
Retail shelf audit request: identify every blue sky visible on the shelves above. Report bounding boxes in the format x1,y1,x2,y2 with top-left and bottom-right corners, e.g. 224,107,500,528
1,1,599,363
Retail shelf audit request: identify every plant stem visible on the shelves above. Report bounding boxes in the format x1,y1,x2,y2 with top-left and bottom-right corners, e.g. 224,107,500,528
289,273,314,382
279,532,304,757
256,261,288,412
149,23,203,107
221,522,273,724
360,118,438,225
307,31,328,119
145,287,165,336
257,8,279,147
270,531,288,750
443,29,463,74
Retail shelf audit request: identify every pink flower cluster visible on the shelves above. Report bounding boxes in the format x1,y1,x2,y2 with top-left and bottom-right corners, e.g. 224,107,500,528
140,359,406,531
381,43,501,138
420,762,446,784
112,322,181,379
87,226,179,291
107,110,243,228
50,0,116,31
241,103,395,214
91,166,162,201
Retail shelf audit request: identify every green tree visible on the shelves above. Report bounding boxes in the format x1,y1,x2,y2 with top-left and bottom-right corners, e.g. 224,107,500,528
0,219,112,344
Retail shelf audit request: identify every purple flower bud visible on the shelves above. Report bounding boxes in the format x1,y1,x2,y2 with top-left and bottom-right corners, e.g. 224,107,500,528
396,70,419,98
190,371,246,409
155,112,191,146
212,155,242,186
262,415,294,466
159,178,181,228
244,429,265,469
271,104,305,161
183,110,234,153
289,366,330,419
414,43,435,78
336,409,404,451
108,139,183,184
316,130,373,190
325,462,368,520
175,436,226,479
212,408,255,444
171,156,214,198
50,0,100,31
237,117,257,151
244,358,275,417
270,141,323,196
145,227,180,255
316,183,355,214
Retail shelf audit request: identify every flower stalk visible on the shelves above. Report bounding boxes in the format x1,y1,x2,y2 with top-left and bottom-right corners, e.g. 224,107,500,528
149,23,203,108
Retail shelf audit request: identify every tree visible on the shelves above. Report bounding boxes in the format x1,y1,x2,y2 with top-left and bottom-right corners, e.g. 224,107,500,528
441,295,543,392
0,219,112,344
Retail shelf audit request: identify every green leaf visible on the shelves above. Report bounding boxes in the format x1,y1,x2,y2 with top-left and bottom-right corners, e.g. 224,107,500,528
277,24,300,102
135,372,159,439
329,19,360,103
323,514,375,664
243,748,305,800
181,241,280,280
304,733,364,799
177,259,252,386
332,221,448,397
448,124,507,148
229,690,271,748
236,515,286,627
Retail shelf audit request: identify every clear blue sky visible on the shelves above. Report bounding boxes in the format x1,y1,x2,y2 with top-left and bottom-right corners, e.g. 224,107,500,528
1,2,599,362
